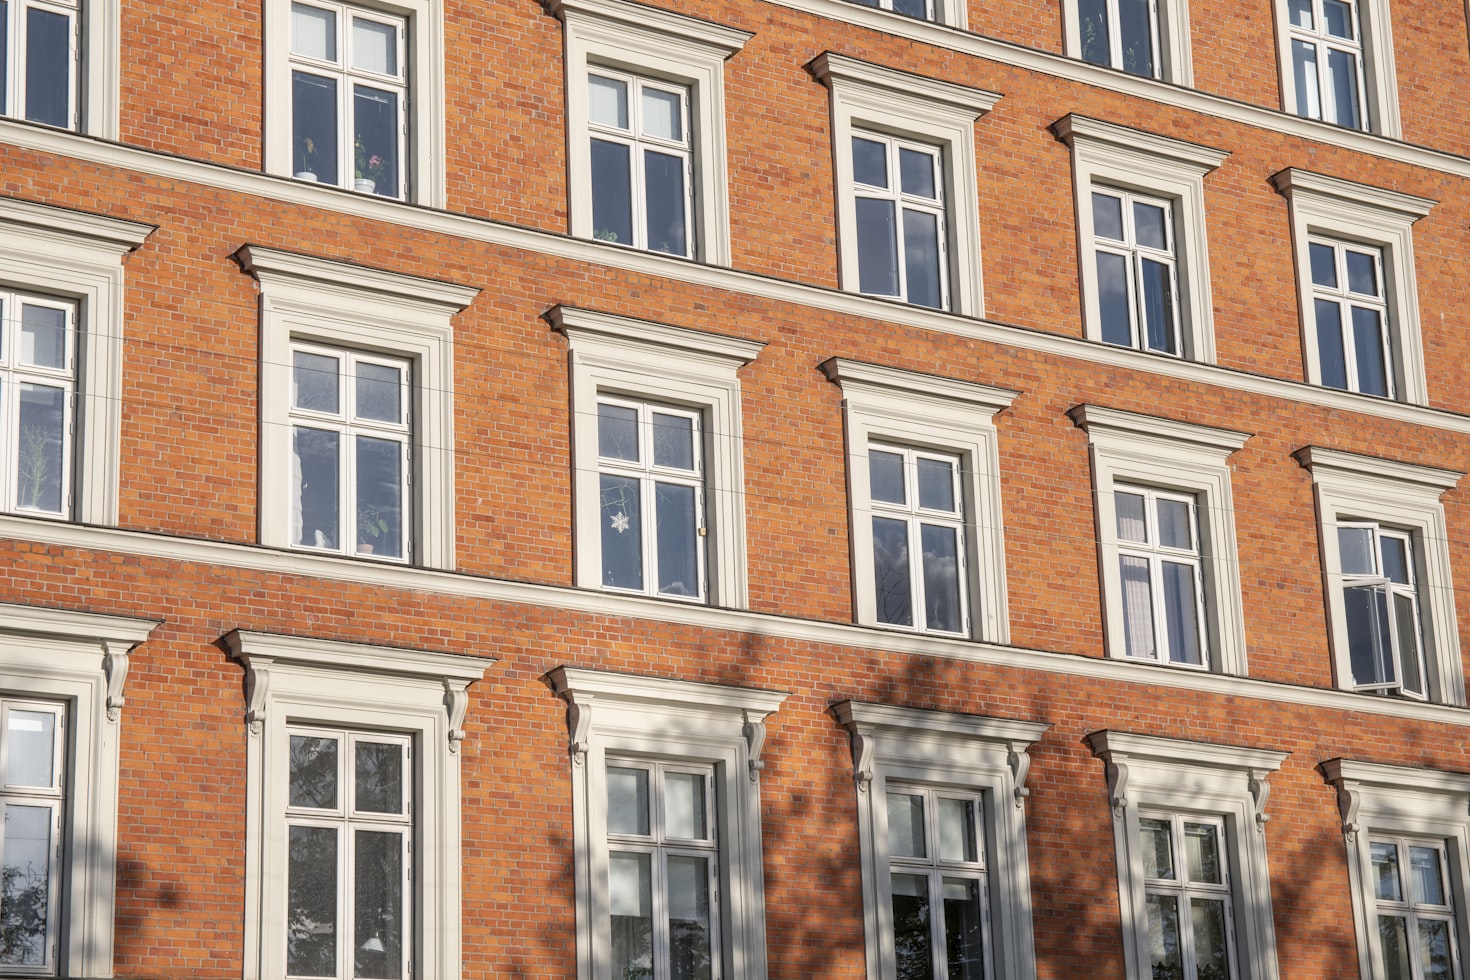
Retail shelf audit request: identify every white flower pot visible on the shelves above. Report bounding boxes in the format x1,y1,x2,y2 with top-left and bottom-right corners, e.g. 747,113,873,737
294,171,318,182
354,178,376,194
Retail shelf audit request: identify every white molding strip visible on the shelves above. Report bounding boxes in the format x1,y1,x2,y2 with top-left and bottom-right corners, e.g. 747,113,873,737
7,513,1470,727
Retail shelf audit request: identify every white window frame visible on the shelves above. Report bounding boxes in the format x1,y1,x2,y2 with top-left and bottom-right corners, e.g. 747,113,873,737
224,629,489,980
809,52,998,318
547,665,787,980
0,601,156,977
549,305,764,610
235,245,477,571
1112,483,1211,666
1320,759,1470,980
1295,445,1465,705
1271,0,1399,137
0,289,75,517
264,0,446,207
1070,404,1251,675
1306,236,1395,397
0,197,150,527
1272,168,1433,406
1086,731,1286,980
0,0,118,136
1053,115,1226,364
547,0,750,267
822,358,1015,643
849,0,967,29
847,129,950,309
833,701,1046,980
1061,0,1194,84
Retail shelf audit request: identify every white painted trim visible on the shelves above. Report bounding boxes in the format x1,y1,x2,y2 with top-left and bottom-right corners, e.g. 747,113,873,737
1059,0,1194,85
547,666,786,980
546,0,748,266
1053,114,1226,363
1272,167,1432,406
80,0,122,139
235,245,476,570
1296,445,1465,705
549,304,763,608
0,601,158,976
1087,730,1286,980
833,701,1045,980
1320,758,1470,979
823,357,1014,643
1270,0,1401,138
808,52,997,317
1071,404,1252,676
224,630,491,980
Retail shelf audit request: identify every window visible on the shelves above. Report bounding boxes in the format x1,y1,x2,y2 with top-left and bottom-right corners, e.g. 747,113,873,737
1,0,76,129
1273,169,1432,404
853,0,942,22
809,52,997,317
1063,0,1193,84
0,600,157,976
1087,731,1286,980
265,0,445,206
549,0,749,266
286,0,406,199
1070,405,1250,675
1296,446,1464,705
1272,0,1399,136
225,629,489,980
822,358,1015,642
547,666,787,980
550,305,764,609
834,701,1046,979
1320,759,1470,980
1053,115,1226,363
236,246,477,571
0,198,151,526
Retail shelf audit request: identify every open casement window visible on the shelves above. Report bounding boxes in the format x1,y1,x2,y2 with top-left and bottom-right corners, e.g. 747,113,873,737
834,702,1046,980
1091,189,1182,355
548,666,787,980
850,131,948,310
1296,446,1464,705
1320,759,1470,980
0,0,76,129
1088,732,1286,980
0,291,73,518
1113,485,1209,668
1307,237,1391,397
1287,0,1366,127
867,444,968,635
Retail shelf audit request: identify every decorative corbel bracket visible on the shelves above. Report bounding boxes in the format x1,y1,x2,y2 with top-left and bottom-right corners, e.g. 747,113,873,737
1336,784,1362,843
102,641,132,723
1007,740,1032,809
744,712,767,782
1105,760,1129,818
850,727,875,793
1248,768,1271,833
444,679,470,753
564,692,595,766
244,663,270,737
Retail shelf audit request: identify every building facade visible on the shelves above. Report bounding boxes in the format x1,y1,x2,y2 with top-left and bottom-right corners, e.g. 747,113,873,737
2,0,1470,976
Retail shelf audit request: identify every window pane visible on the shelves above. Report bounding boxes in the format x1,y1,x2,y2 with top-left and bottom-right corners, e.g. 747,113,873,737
1145,894,1183,979
606,766,650,836
902,208,943,309
664,771,707,840
24,8,70,128
667,856,712,980
354,741,403,815
1160,561,1202,666
1345,250,1378,296
294,351,340,413
921,523,961,633
354,830,404,980
942,877,985,980
1395,592,1424,698
1190,898,1231,980
5,710,55,788
1309,242,1338,287
1092,192,1125,241
643,149,688,257
1326,47,1361,128
916,457,955,512
1323,0,1353,38
1315,298,1348,390
292,72,339,183
289,735,339,809
1288,0,1313,28
351,17,396,75
1409,846,1445,905
355,362,402,423
287,826,338,977
1096,251,1133,347
1350,306,1388,397
1133,202,1167,251
1121,555,1157,659
1078,0,1110,67
1379,535,1409,585
1138,258,1176,354
1345,584,1394,687
1419,919,1454,980
852,137,888,188
898,148,936,200
600,474,643,590
1338,525,1376,576
1155,498,1191,550
597,403,639,462
1292,40,1322,119
855,198,899,296
355,435,403,558
651,412,694,470
640,87,682,142
1117,0,1155,77
654,481,698,597
886,792,926,858
891,873,935,980
0,805,51,966
588,75,628,129
590,139,633,246
291,3,336,60
1140,817,1174,880
609,852,653,977
869,450,906,505
294,426,340,549
16,384,65,513
873,516,914,627
1116,491,1147,543
1378,914,1411,980
892,0,929,19
937,798,977,863
1183,822,1222,884
19,304,65,369
353,85,399,196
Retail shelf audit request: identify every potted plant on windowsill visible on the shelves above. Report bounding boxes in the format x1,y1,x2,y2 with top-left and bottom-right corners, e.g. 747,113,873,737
295,137,320,182
354,137,387,195
356,504,392,556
